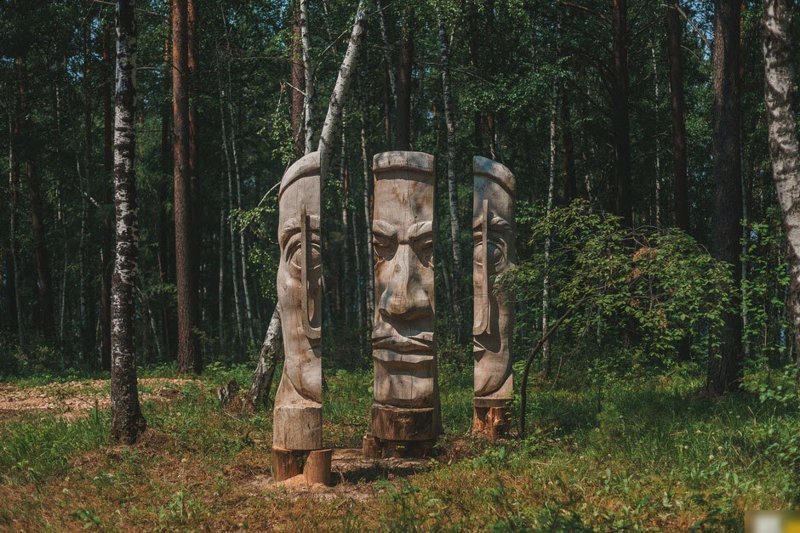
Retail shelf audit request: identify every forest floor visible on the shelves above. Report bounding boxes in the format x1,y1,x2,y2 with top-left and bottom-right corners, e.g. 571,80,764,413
0,361,797,530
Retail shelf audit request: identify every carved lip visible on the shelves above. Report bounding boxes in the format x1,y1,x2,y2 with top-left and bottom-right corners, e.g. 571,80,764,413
372,335,433,353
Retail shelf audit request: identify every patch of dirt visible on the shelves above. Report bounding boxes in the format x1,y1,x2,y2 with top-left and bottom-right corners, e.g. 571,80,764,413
247,447,436,502
0,378,196,423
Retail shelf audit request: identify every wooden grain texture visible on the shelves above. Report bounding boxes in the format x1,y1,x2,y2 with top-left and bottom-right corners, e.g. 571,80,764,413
472,156,515,431
370,151,440,447
272,152,323,450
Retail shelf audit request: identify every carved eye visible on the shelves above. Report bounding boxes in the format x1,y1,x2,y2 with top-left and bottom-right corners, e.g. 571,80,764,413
474,240,505,270
415,237,434,268
373,235,396,261
287,239,321,271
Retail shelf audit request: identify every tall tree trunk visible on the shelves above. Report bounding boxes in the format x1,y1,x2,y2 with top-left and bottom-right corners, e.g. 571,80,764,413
665,2,693,362
251,0,368,397
395,12,413,151
173,0,201,374
561,92,577,202
650,44,663,227
101,20,115,370
763,0,800,374
438,16,463,335
224,49,256,346
318,0,367,181
16,55,54,336
159,27,174,360
248,306,282,408
360,111,374,338
708,0,744,395
110,0,146,445
611,0,633,227
187,0,203,367
217,52,244,344
542,88,558,378
300,0,314,152
667,0,690,231
8,115,22,341
376,0,396,144
291,4,305,156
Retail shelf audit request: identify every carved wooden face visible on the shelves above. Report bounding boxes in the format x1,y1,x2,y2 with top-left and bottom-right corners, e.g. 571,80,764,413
473,158,515,399
277,167,321,403
372,152,435,408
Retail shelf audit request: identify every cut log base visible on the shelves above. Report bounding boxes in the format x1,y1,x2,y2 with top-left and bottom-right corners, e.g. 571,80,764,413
362,434,435,459
472,403,512,441
272,447,332,485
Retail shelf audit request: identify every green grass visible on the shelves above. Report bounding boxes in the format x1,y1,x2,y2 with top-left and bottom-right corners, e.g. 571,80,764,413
0,362,797,530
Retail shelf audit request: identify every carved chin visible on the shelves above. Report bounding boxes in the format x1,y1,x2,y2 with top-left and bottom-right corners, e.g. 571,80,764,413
473,350,511,397
284,344,321,403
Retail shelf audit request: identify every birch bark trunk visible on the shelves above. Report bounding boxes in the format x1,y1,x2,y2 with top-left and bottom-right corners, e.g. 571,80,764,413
438,16,463,334
762,0,800,374
318,0,367,183
110,0,146,445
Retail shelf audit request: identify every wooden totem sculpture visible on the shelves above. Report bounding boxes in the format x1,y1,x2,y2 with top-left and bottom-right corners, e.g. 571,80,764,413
364,151,440,458
472,156,515,440
272,152,331,484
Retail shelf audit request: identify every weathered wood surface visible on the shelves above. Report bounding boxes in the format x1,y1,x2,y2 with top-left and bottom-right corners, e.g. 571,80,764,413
273,152,323,451
473,156,516,439
369,151,440,448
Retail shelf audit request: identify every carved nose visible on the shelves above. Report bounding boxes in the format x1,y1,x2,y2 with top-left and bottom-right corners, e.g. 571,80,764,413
379,244,431,321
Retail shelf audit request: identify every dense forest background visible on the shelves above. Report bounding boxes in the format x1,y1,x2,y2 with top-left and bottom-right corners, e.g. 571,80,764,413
1,0,799,396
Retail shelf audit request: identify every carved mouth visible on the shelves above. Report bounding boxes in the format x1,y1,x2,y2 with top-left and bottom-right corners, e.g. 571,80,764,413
372,335,433,353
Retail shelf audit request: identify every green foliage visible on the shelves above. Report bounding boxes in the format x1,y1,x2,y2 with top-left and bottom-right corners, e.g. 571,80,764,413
501,200,734,379
0,408,109,484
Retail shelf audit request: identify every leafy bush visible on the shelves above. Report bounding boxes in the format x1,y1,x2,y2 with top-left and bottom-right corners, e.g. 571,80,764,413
500,200,734,380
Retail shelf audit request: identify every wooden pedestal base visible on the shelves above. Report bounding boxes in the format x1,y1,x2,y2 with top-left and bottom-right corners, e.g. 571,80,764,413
272,447,332,485
472,404,512,441
362,434,435,459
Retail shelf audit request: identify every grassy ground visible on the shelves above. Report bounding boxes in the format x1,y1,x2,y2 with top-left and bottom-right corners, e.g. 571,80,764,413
0,361,797,531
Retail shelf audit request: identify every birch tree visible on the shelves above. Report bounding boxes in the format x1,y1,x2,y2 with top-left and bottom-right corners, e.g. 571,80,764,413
110,0,146,445
763,0,800,372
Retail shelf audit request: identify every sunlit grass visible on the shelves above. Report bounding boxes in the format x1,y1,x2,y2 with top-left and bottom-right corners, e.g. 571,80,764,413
0,362,797,529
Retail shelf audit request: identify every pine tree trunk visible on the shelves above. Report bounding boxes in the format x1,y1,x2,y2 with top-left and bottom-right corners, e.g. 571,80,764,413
667,0,690,231
396,12,413,151
173,0,201,374
763,0,800,372
187,0,203,370
110,0,146,445
666,0,691,361
611,0,633,227
708,0,744,395
159,27,174,360
16,56,55,336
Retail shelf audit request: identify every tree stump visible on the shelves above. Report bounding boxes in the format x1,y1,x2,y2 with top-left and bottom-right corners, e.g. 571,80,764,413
303,449,332,485
272,447,332,486
472,405,511,441
272,447,306,481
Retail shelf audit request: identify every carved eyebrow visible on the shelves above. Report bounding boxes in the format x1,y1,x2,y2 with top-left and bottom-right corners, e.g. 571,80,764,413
373,220,398,239
279,214,320,249
407,221,433,240
472,214,511,232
